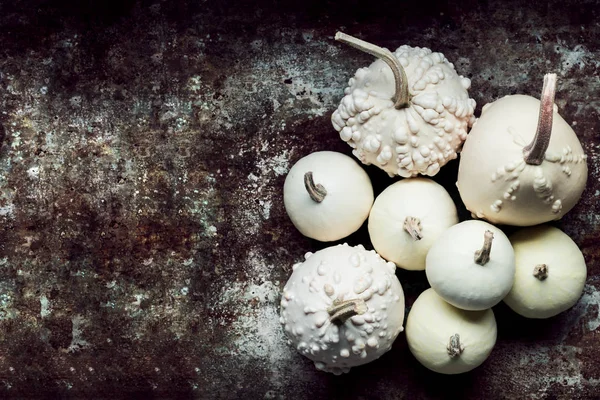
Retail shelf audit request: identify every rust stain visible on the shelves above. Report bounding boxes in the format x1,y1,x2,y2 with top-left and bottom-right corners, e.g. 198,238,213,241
0,0,599,398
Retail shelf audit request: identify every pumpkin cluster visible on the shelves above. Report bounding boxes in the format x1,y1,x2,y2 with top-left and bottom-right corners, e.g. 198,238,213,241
280,33,588,375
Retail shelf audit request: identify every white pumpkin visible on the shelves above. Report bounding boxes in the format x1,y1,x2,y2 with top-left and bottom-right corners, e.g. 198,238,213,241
331,32,476,178
406,288,497,374
503,225,587,319
457,73,588,226
368,178,458,270
283,151,374,242
426,220,515,311
279,243,405,375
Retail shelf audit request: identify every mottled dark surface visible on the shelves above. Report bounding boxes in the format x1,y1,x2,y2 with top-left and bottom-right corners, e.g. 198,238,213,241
0,0,599,398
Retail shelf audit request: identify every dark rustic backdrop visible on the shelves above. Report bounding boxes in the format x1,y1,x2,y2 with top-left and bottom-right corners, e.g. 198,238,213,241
0,0,599,398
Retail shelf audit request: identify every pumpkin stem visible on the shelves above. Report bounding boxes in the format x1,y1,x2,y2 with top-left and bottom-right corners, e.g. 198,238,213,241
474,230,494,266
335,32,410,109
523,73,557,165
533,264,549,280
327,298,368,325
403,216,423,241
447,333,464,357
304,171,327,203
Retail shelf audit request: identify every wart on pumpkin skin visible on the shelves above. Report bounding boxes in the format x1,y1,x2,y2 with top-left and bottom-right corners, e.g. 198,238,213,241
457,73,587,226
332,33,476,178
280,244,405,374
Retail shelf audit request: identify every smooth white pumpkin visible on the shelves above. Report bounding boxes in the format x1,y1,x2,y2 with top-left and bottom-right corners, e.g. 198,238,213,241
503,225,587,319
331,33,476,178
279,244,405,375
283,151,374,242
457,73,588,226
368,178,458,270
406,288,497,374
426,220,515,311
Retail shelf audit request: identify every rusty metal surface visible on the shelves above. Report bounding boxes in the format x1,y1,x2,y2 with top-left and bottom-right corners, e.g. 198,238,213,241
0,0,599,397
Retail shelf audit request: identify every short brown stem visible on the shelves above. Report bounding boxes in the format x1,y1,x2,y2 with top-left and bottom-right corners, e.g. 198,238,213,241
403,216,423,241
335,32,410,109
304,171,327,203
523,73,557,165
327,298,367,325
447,334,464,358
474,230,494,266
533,264,549,280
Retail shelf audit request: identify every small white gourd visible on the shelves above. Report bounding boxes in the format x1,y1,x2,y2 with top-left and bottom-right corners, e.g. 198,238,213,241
457,73,588,226
279,244,405,375
406,288,497,374
368,178,458,270
283,151,374,242
331,33,476,178
504,225,587,319
426,220,515,311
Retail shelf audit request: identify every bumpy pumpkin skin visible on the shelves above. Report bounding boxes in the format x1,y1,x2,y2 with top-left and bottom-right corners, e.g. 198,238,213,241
279,244,405,375
332,45,476,178
457,95,588,226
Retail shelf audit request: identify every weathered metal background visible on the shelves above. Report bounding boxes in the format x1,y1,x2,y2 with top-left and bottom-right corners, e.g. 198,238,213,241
0,0,599,397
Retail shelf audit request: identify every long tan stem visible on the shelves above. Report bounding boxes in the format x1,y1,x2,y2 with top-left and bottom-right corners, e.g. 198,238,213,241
474,231,494,266
447,334,464,357
304,171,327,203
335,32,410,109
403,216,423,241
327,298,367,325
523,73,557,165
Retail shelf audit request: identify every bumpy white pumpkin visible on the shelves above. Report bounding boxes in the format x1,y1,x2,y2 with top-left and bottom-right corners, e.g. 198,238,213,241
331,32,476,178
457,73,588,226
504,225,587,319
368,178,458,270
283,151,374,242
426,220,515,311
406,288,497,374
279,244,405,375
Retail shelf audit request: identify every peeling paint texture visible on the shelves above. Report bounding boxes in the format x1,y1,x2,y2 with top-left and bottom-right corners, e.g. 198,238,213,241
1,0,600,398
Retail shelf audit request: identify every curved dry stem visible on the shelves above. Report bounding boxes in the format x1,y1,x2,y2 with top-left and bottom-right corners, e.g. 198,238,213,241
524,73,557,165
403,216,423,241
335,32,410,109
447,333,464,358
474,230,494,266
327,298,367,325
304,171,327,203
533,264,549,280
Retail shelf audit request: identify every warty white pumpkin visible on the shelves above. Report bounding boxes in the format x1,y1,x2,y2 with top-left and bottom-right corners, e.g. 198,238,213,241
368,177,458,270
503,225,587,319
426,220,515,311
406,288,497,374
331,32,476,178
283,151,374,242
457,73,588,226
279,243,405,375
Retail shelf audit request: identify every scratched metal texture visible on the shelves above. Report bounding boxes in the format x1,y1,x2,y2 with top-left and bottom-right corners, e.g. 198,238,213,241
0,0,599,398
